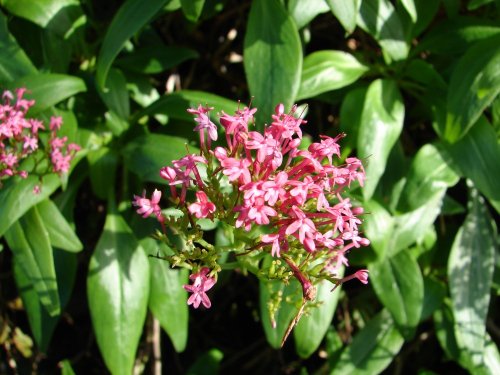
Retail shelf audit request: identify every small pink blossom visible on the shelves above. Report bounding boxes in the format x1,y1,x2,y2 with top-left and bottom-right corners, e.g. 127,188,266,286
133,189,163,222
188,191,216,219
183,267,216,309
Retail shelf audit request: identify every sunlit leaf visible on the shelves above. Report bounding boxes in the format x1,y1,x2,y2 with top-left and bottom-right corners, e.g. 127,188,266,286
325,0,361,34
87,211,150,375
180,0,205,22
288,0,329,29
244,0,302,127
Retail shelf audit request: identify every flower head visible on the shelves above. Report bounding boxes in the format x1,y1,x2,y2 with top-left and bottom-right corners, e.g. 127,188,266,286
183,267,216,309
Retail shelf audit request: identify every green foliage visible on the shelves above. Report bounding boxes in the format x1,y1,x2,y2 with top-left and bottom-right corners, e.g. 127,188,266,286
0,0,499,373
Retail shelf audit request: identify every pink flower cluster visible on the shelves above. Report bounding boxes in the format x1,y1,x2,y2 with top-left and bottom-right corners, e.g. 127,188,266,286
0,88,80,188
134,103,370,308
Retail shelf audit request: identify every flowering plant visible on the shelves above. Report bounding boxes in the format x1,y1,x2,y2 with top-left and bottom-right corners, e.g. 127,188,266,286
134,102,369,341
0,88,80,192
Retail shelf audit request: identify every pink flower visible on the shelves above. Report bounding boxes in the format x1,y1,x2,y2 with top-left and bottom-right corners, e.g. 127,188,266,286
188,191,216,219
133,189,163,222
183,267,216,309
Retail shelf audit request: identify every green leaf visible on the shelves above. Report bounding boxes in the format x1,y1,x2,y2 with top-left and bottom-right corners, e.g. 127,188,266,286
244,0,302,127
13,249,77,352
294,274,343,358
340,86,368,150
415,17,500,56
260,278,301,349
0,175,60,237
5,207,60,316
297,50,368,100
9,74,86,114
330,309,404,374
123,134,197,184
0,0,83,38
134,90,238,124
87,148,118,200
443,117,500,213
448,185,496,366
468,0,496,10
445,35,500,142
400,0,417,22
116,45,198,74
179,0,205,22
362,199,393,260
358,79,405,200
96,0,169,88
369,251,424,338
325,0,361,34
434,301,462,362
357,0,409,62
98,68,130,119
36,199,83,252
398,144,459,211
0,10,37,84
421,276,446,321
186,348,224,375
288,0,329,29
60,360,76,375
87,212,150,375
145,239,188,352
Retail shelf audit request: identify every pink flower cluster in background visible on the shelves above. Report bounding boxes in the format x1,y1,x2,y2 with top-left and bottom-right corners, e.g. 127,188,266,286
134,103,370,309
0,88,80,189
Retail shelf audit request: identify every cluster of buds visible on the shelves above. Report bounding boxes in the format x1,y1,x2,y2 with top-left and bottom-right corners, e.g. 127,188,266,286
0,88,80,191
134,102,369,317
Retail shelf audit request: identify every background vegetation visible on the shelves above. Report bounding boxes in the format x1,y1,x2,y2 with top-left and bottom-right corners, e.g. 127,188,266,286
0,0,499,374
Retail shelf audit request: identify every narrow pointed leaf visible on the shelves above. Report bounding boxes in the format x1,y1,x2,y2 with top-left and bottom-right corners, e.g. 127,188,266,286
0,175,60,237
369,251,424,338
98,68,130,119
244,0,302,127
325,0,360,34
294,272,343,358
87,212,150,375
358,0,409,62
9,74,86,114
260,278,301,349
180,0,205,22
400,0,417,22
297,50,368,100
96,0,168,88
331,309,404,374
445,35,500,142
448,186,496,366
0,11,37,84
358,79,405,200
36,199,83,252
362,200,394,259
288,0,329,29
5,208,60,316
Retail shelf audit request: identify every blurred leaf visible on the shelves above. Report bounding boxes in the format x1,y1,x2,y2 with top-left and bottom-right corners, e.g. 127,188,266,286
294,272,343,358
398,144,459,211
60,360,76,375
260,278,301,349
96,0,169,88
370,251,423,338
400,0,417,22
362,199,393,260
98,68,130,119
468,0,495,9
134,90,238,124
87,211,150,375
288,0,329,29
244,0,302,127
297,50,368,100
179,0,204,22
325,0,361,34
144,239,189,352
340,86,368,149
445,35,500,142
443,117,500,213
37,199,82,252
434,302,462,362
358,79,405,200
330,309,404,374
483,332,500,375
415,17,500,56
0,0,83,38
9,74,86,114
358,0,409,62
409,0,441,38
87,147,118,200
104,110,129,136
14,249,77,352
186,348,224,375
5,208,60,316
116,45,198,74
0,175,60,237
123,134,197,184
126,72,160,108
0,11,37,83
421,276,447,321
448,185,496,367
